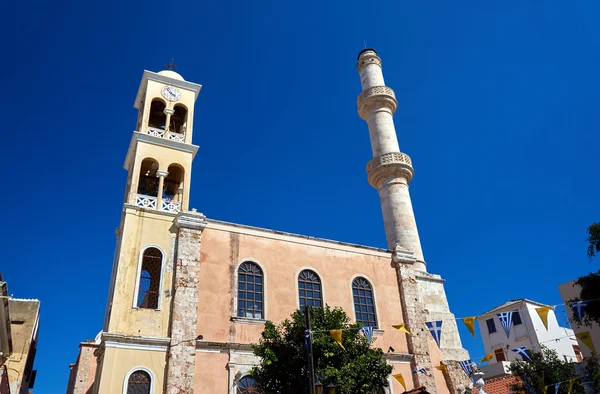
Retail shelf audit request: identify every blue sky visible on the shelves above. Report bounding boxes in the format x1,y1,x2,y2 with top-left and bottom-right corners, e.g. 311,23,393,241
2,0,599,392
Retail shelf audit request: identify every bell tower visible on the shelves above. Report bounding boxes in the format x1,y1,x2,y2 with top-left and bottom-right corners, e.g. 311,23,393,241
102,68,202,336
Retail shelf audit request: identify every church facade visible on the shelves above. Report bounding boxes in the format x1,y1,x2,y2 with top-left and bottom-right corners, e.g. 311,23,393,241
66,49,470,394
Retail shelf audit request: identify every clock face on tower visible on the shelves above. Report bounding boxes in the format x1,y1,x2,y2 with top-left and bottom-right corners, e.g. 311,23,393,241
161,85,181,101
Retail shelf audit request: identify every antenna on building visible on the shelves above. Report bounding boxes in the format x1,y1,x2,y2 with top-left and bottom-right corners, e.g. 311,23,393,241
363,40,367,49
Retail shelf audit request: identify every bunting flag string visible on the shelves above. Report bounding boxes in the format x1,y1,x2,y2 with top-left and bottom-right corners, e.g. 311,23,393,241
572,301,588,322
392,323,412,335
329,329,345,350
458,360,473,376
411,368,428,375
462,317,476,337
512,347,532,361
575,332,596,354
426,320,443,347
393,373,407,391
479,354,494,364
498,311,514,338
359,326,374,343
435,365,448,374
536,307,552,330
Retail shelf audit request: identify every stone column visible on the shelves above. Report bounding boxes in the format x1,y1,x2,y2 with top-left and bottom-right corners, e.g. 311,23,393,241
356,49,426,271
156,170,168,211
165,211,207,394
164,108,175,138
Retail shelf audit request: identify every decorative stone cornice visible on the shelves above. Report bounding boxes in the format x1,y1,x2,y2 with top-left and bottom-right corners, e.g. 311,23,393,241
356,49,381,72
156,170,169,178
357,86,398,119
175,211,208,231
392,244,417,265
366,152,414,187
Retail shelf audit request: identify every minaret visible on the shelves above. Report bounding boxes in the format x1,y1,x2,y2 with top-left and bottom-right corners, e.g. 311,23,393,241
356,48,426,271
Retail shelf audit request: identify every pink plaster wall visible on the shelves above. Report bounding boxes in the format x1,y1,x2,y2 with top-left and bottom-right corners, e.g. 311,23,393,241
196,226,409,353
194,352,229,393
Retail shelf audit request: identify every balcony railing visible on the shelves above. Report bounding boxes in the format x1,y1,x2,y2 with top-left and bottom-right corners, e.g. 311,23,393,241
135,194,182,213
162,199,182,213
144,127,185,143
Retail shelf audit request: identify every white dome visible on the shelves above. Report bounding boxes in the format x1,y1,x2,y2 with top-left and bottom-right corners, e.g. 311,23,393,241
157,70,185,81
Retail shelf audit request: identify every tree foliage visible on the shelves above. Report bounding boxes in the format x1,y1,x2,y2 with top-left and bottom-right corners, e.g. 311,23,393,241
586,223,600,261
509,347,586,394
252,305,393,394
568,223,600,326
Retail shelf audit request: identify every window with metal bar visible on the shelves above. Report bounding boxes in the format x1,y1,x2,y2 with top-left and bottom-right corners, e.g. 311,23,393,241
298,269,322,310
237,375,260,393
126,370,151,394
137,248,162,309
237,262,264,319
352,277,378,328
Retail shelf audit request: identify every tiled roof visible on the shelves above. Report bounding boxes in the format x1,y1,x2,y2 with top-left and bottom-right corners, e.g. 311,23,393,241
478,299,553,318
474,375,521,394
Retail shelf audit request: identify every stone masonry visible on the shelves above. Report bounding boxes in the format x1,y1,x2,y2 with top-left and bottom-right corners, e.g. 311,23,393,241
165,211,207,394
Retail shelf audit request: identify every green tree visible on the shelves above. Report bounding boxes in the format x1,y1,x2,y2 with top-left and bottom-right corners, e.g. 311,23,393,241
509,347,585,394
252,305,393,394
569,223,600,326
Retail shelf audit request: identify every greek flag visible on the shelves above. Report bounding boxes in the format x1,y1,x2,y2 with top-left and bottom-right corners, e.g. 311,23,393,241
512,347,531,361
458,360,473,376
359,326,374,343
555,382,561,394
303,330,311,352
572,301,588,322
411,368,427,375
425,320,443,347
497,311,514,338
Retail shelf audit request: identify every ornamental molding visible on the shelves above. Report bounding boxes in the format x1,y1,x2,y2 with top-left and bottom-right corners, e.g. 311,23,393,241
366,152,414,186
392,244,417,265
357,86,398,119
175,211,208,231
356,50,382,71
156,170,169,178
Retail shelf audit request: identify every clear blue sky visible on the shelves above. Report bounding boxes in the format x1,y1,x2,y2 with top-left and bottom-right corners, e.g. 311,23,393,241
2,1,599,392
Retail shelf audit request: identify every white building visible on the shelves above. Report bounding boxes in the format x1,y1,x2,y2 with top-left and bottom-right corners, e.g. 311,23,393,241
477,299,581,364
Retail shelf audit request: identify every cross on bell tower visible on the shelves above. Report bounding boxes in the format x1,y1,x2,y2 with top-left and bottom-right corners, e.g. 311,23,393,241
165,58,177,71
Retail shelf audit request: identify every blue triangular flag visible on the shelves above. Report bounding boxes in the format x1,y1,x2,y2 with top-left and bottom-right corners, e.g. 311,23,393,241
418,368,427,375
304,330,311,352
359,326,374,343
497,311,514,338
512,347,531,361
425,320,443,347
572,301,588,322
458,360,472,376
554,382,561,394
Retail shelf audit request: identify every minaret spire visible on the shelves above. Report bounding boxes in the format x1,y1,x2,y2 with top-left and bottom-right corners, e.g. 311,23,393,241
356,49,426,271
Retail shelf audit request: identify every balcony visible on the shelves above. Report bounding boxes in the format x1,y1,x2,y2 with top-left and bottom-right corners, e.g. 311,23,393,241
144,127,185,143
135,176,182,213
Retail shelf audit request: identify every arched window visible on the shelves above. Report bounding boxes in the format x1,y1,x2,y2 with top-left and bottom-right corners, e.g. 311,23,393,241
126,370,151,394
237,262,264,319
352,277,377,328
136,248,163,309
137,159,159,197
298,270,322,309
237,375,260,394
169,105,188,136
148,99,166,131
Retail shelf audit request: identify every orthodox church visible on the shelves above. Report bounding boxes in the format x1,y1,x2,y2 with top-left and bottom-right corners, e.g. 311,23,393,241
66,49,470,394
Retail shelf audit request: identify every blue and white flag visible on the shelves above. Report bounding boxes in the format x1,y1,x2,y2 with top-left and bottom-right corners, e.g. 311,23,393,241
425,320,443,347
411,368,427,375
304,330,311,352
572,301,588,322
458,360,473,376
359,326,374,343
512,347,531,361
497,312,514,338
555,382,561,394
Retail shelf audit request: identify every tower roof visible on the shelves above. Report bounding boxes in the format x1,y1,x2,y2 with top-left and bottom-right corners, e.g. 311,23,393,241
477,299,553,318
157,70,185,81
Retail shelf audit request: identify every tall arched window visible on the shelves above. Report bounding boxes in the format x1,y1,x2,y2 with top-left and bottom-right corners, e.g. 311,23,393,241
237,262,264,319
126,370,151,394
136,248,163,309
237,375,260,394
298,270,322,309
352,277,377,328
148,99,166,131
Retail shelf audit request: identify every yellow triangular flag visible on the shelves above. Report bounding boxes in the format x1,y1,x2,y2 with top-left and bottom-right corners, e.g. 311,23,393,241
462,317,477,337
576,332,596,354
329,329,345,350
393,373,407,391
536,307,552,330
435,365,448,375
392,323,411,335
479,354,494,364
568,378,575,394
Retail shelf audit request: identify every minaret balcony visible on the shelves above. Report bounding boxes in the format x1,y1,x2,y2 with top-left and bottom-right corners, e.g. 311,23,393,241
143,127,186,143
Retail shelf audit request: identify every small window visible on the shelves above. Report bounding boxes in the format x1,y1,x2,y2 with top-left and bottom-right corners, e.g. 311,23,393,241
136,248,163,309
298,270,322,309
126,370,151,394
513,311,522,325
352,277,378,328
486,318,497,334
573,345,583,363
494,348,506,362
237,262,264,319
237,375,260,394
